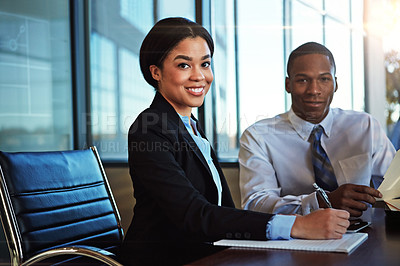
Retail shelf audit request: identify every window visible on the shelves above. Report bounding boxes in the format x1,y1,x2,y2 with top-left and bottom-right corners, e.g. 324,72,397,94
325,17,354,110
291,1,323,46
0,0,72,152
209,0,365,161
157,0,195,20
235,0,285,157
206,0,239,160
0,0,376,163
89,0,195,160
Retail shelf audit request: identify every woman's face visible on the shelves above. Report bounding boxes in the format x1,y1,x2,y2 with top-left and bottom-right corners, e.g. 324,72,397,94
150,36,213,116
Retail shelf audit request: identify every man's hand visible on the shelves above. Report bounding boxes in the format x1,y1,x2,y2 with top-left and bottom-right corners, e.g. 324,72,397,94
290,209,350,239
326,184,382,217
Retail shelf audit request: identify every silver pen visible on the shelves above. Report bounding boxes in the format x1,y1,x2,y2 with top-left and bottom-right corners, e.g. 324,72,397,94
313,183,332,208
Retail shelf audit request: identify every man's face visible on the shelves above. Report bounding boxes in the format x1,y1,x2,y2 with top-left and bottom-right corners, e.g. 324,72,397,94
285,53,338,124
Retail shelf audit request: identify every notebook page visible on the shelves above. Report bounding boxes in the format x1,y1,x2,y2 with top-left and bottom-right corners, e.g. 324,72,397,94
214,233,368,253
336,233,368,253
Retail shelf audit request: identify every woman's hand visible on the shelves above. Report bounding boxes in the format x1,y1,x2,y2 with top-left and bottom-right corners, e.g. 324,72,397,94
290,208,350,239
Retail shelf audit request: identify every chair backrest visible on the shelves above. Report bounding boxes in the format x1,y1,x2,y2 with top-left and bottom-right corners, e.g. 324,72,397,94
0,147,123,265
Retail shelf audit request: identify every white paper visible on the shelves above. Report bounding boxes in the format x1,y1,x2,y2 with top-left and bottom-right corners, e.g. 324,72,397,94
378,150,400,207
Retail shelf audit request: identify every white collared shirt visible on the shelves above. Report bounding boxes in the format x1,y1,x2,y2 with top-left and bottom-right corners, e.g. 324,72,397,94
239,108,396,215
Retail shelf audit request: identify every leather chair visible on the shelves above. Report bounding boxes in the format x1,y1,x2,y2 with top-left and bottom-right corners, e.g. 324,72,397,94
0,147,123,265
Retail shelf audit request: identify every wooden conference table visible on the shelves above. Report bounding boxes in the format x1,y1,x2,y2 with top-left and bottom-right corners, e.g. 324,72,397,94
188,207,400,266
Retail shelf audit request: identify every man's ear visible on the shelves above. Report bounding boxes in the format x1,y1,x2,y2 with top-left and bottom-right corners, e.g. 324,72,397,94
285,77,291,93
149,65,161,81
334,77,338,92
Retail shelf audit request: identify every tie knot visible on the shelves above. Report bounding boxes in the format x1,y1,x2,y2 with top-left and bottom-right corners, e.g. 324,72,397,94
310,125,324,142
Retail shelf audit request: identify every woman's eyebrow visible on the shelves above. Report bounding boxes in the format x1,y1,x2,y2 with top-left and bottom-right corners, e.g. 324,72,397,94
174,55,192,61
174,54,211,61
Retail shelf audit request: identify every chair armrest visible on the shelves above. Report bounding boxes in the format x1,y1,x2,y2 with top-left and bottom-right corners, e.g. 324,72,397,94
21,245,122,266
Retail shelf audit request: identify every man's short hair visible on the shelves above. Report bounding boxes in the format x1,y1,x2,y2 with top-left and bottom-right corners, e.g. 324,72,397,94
286,42,336,76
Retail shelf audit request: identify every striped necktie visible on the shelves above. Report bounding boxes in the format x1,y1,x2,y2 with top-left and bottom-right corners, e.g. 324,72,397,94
310,125,338,191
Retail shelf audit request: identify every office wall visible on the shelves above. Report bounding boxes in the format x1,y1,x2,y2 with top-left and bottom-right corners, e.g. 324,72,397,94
104,167,134,233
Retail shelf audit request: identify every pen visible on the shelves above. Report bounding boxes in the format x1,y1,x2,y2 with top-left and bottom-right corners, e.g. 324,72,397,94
313,183,332,208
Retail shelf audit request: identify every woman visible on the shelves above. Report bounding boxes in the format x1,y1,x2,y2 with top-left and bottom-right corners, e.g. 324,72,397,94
121,17,349,265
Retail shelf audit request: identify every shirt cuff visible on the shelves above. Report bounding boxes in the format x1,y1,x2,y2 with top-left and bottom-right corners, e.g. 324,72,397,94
266,214,296,240
301,192,320,214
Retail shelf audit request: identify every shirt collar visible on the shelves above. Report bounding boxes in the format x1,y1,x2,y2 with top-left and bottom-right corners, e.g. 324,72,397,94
288,108,333,141
178,113,198,135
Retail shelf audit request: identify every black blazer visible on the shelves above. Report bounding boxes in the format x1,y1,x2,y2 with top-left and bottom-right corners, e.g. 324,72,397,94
121,92,273,265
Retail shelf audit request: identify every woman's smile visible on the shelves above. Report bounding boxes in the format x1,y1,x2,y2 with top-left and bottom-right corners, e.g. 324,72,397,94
186,86,205,96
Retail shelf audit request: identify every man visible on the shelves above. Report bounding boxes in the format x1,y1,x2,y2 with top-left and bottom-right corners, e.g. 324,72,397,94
239,42,396,217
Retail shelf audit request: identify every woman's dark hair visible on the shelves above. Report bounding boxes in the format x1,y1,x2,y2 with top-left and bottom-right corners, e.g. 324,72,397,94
287,42,336,77
140,17,214,90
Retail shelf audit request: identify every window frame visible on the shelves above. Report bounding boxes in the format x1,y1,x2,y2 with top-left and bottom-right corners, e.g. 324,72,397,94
70,0,92,151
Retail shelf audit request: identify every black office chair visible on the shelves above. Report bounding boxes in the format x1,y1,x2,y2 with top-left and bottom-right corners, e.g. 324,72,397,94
0,146,124,265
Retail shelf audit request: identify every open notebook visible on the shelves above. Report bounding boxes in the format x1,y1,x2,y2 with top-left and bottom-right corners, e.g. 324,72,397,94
214,233,367,254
